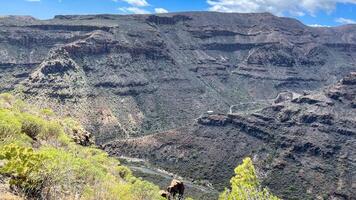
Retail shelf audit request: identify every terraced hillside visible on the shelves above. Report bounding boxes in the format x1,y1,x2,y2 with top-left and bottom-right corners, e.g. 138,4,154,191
0,12,355,143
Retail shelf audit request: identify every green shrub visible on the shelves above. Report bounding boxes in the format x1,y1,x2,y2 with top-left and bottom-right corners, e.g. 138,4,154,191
20,113,63,142
130,179,165,200
57,131,72,146
40,147,107,196
0,109,22,139
41,108,54,117
115,165,133,180
12,99,28,113
0,144,47,194
0,143,164,200
20,113,45,139
40,120,63,141
37,147,164,200
219,157,280,200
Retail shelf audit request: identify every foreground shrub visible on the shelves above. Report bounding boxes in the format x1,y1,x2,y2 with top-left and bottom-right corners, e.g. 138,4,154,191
0,93,164,200
219,157,280,200
0,139,164,200
0,144,47,195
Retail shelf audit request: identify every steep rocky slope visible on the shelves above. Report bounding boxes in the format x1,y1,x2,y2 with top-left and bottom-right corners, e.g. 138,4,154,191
105,73,356,200
0,13,355,143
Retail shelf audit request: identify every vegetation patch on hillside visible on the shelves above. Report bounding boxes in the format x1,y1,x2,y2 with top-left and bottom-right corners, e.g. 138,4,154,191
0,93,164,200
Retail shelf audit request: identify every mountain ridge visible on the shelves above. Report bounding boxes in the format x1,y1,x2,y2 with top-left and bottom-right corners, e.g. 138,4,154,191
1,12,355,143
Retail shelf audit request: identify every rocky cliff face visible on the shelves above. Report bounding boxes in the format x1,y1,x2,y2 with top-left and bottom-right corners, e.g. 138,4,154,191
0,12,355,143
105,72,356,200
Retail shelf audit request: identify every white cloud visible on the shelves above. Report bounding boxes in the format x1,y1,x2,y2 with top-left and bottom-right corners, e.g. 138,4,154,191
335,17,356,24
118,0,149,7
308,24,331,27
207,0,356,16
155,8,169,14
119,7,150,14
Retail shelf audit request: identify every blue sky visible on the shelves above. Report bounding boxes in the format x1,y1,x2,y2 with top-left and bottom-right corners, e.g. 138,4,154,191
0,0,356,26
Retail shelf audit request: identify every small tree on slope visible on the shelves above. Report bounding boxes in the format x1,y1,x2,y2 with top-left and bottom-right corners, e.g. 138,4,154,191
219,157,280,200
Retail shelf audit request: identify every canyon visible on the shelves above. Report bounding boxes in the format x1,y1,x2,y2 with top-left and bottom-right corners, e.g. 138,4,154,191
0,12,355,199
